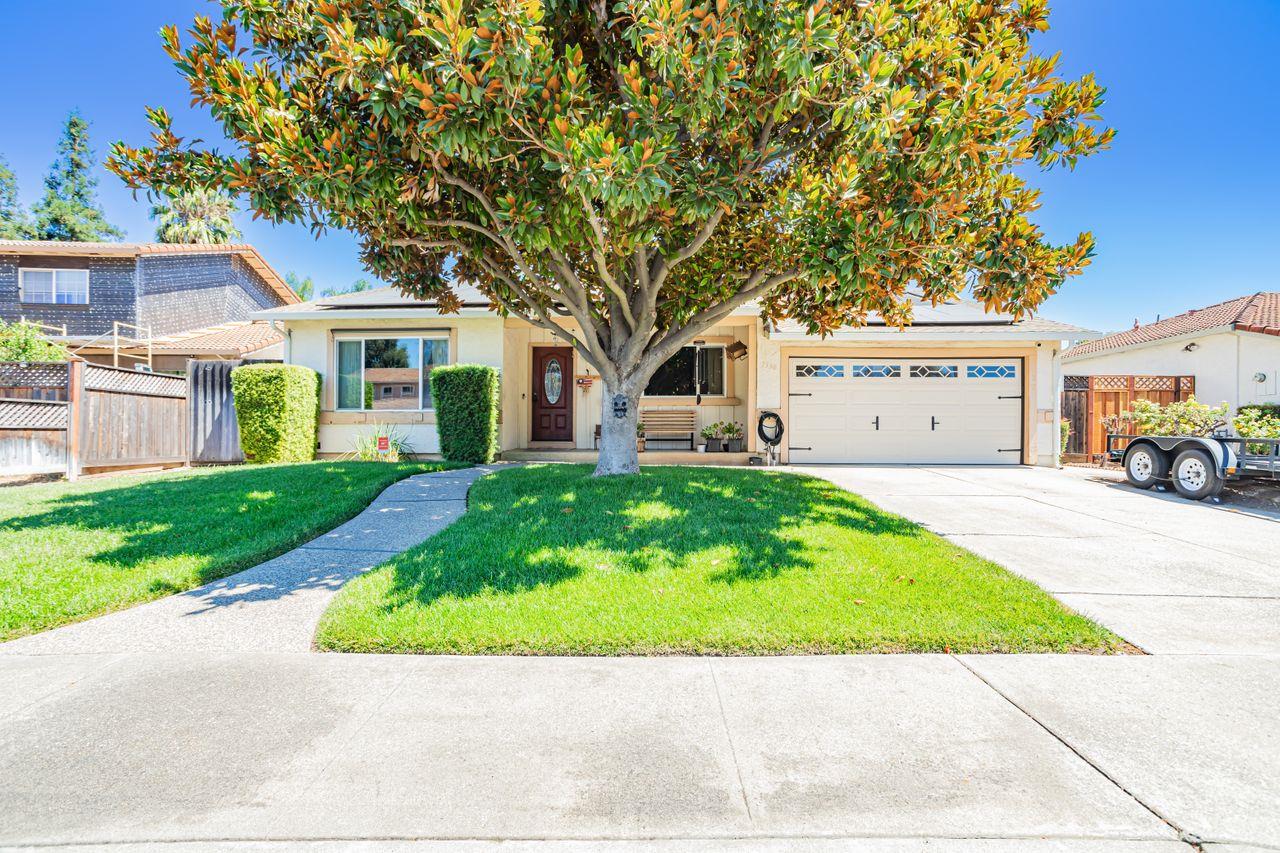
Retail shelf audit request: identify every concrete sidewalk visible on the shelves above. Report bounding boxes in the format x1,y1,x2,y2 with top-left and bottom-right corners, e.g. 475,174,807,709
0,466,499,655
5,652,1275,850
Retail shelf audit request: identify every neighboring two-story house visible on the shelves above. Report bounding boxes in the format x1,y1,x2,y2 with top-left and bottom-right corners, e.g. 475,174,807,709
0,241,299,371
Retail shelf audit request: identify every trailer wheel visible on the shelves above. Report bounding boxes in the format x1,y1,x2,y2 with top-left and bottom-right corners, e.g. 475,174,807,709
1170,448,1224,500
1124,444,1167,489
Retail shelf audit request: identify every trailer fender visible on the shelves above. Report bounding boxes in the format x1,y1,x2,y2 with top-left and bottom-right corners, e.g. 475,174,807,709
1125,437,1233,475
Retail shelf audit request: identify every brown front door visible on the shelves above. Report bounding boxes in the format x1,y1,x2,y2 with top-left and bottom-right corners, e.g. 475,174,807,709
531,346,573,442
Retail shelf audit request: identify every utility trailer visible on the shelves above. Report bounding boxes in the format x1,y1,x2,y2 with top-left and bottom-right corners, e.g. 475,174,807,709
1107,433,1280,501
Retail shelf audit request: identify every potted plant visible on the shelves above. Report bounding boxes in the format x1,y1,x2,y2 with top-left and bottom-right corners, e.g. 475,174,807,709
723,421,744,452
700,422,723,453
636,421,646,453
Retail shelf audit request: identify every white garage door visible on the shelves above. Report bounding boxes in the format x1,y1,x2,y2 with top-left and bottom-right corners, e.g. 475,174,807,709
788,358,1023,464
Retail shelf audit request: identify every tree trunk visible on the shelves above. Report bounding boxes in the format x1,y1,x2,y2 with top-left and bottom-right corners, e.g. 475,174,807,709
594,380,641,476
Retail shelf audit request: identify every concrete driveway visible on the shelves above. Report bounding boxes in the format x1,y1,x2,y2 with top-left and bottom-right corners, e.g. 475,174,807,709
796,464,1280,655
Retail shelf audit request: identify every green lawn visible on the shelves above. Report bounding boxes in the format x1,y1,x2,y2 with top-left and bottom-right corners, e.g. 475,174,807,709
316,465,1121,655
0,460,461,641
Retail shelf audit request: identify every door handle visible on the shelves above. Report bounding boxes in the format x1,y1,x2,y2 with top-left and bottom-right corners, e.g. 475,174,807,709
931,417,940,431
873,416,880,431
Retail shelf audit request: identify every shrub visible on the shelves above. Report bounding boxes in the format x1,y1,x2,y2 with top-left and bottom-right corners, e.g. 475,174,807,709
230,363,320,463
1059,418,1071,455
0,320,68,362
350,423,414,462
1238,402,1280,419
1129,396,1228,437
430,364,499,463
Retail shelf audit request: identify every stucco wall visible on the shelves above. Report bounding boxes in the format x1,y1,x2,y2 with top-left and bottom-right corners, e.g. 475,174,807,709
284,316,505,457
1064,330,1280,412
503,319,749,449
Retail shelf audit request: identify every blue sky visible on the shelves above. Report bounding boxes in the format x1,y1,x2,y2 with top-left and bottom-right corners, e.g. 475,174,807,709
1,0,1276,329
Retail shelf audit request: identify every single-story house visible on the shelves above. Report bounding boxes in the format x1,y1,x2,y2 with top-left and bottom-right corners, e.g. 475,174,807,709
1063,292,1280,413
255,286,1095,466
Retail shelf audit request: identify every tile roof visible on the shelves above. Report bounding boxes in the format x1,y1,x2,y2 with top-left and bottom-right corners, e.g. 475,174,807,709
148,321,284,355
1064,292,1280,359
0,240,299,304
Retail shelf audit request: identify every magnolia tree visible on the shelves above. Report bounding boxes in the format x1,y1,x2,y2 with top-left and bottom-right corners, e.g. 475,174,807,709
110,0,1111,475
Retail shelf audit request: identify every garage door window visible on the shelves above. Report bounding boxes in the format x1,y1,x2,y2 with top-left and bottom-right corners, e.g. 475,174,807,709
967,364,1018,379
795,363,844,379
909,365,957,378
850,364,901,378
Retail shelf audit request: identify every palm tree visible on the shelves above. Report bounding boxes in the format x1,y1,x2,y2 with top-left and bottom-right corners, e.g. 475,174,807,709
151,188,241,243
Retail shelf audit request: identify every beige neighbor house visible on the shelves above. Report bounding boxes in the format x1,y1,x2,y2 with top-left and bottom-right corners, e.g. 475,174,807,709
255,285,1094,466
1064,292,1280,414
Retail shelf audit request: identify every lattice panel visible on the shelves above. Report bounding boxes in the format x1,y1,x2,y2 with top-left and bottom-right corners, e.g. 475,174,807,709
0,399,68,429
0,362,69,389
1134,376,1175,391
1093,375,1130,390
1064,375,1089,391
1180,376,1195,392
84,365,187,398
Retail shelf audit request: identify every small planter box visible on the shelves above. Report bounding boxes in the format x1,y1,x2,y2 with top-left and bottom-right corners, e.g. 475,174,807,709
724,438,743,453
705,438,724,452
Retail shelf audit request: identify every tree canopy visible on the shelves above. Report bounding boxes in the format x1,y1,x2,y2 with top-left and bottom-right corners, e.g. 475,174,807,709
110,0,1112,473
35,111,123,242
151,186,242,243
0,156,36,240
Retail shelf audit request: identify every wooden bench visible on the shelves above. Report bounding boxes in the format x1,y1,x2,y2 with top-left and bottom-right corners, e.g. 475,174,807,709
594,408,698,450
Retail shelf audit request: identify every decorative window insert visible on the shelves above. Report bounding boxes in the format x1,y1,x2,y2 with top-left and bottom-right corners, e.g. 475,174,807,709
909,364,958,379
19,268,90,305
795,363,845,379
335,335,450,411
850,364,901,378
967,364,1018,379
646,346,726,396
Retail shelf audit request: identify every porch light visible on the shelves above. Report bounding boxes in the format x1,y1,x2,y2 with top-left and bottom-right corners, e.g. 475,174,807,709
726,341,748,361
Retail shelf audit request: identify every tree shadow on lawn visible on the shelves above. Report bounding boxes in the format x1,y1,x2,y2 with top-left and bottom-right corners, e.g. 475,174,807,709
376,464,927,612
1,462,437,592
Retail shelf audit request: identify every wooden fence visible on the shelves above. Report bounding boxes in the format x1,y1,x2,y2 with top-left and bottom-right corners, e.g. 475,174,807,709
189,359,245,464
1062,374,1195,463
0,361,188,478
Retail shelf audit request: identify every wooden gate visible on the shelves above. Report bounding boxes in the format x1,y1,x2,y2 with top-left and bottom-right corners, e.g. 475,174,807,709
1062,374,1195,462
78,365,188,470
188,360,244,464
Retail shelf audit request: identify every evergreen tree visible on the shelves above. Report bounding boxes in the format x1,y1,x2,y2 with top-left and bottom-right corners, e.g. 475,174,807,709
0,156,35,240
151,187,241,243
284,271,314,301
32,111,123,242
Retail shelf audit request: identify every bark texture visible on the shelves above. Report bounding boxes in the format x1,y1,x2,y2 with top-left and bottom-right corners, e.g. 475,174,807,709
594,382,641,476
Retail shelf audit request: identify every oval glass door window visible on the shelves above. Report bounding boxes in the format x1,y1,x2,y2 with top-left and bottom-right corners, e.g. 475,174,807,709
544,358,563,404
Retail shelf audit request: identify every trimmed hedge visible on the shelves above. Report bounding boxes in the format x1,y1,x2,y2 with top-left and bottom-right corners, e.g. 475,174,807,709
230,364,321,463
1239,402,1280,417
430,364,499,463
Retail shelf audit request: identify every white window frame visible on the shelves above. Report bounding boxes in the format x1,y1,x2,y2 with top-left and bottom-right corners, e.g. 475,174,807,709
644,344,727,398
333,333,451,412
18,267,90,305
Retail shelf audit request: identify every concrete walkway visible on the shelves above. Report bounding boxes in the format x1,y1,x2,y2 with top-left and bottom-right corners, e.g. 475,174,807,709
1,466,499,655
795,464,1280,655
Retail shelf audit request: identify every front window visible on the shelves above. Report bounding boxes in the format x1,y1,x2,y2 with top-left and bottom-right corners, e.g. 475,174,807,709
335,336,450,410
20,268,89,304
646,346,726,397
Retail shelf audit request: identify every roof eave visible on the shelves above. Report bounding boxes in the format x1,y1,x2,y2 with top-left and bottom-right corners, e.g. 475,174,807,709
1063,324,1235,361
253,305,499,320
